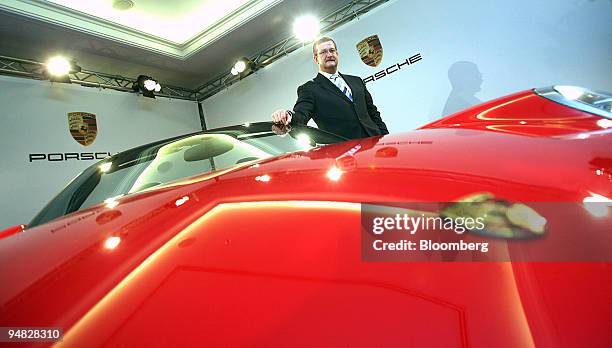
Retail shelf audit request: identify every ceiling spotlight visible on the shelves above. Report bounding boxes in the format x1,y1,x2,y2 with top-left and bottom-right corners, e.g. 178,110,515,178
132,75,160,98
231,58,255,77
143,79,157,91
47,56,70,76
45,56,81,83
234,60,247,73
293,15,320,42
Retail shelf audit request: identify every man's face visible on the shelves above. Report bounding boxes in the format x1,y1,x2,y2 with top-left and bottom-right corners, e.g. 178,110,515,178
314,41,339,73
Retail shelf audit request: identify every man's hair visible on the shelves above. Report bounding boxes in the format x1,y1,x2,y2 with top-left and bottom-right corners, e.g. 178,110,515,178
312,37,337,56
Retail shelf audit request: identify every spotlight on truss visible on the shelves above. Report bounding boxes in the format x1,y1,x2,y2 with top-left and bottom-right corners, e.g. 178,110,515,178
45,56,81,83
132,75,161,98
231,57,256,77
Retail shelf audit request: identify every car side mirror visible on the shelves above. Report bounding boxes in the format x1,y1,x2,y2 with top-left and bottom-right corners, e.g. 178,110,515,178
0,224,27,239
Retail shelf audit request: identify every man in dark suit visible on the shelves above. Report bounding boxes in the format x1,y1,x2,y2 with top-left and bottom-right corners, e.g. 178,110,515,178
271,36,389,140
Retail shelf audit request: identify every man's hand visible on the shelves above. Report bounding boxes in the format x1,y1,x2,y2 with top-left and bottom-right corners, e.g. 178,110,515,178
271,109,292,125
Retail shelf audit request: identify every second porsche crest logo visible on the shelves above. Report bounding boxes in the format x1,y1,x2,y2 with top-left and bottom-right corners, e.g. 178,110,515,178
356,35,383,67
68,112,97,146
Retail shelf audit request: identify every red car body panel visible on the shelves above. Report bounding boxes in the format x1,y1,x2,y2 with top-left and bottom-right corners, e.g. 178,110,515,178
0,224,25,239
421,90,607,137
0,89,610,347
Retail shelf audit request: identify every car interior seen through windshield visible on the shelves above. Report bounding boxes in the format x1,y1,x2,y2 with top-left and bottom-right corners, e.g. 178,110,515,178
28,123,346,228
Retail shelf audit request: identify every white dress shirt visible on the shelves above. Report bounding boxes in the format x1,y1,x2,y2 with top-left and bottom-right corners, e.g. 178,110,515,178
319,70,353,98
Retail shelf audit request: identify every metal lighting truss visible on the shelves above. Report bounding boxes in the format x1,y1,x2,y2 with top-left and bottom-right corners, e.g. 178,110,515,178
0,0,387,102
193,0,388,101
0,55,198,101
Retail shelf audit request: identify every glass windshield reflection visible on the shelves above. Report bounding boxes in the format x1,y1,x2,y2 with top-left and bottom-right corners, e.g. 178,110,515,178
29,123,346,228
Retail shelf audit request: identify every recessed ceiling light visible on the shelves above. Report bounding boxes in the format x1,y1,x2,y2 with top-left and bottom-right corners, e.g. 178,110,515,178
113,0,134,11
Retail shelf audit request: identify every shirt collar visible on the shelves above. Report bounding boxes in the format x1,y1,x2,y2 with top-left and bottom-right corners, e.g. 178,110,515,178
319,70,340,79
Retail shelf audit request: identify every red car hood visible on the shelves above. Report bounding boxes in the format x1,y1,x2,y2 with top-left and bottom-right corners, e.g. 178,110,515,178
1,126,610,347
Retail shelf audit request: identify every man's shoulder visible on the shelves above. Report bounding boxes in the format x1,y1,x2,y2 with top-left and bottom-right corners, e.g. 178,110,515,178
298,78,318,90
341,73,363,84
340,72,359,79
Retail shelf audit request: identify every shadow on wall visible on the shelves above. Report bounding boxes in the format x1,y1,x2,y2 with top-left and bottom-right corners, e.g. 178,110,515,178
441,61,483,117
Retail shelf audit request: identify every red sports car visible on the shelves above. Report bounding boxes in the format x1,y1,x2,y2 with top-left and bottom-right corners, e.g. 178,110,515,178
0,86,610,347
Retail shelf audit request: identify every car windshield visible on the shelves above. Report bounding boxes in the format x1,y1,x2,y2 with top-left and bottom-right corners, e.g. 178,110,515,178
28,122,346,228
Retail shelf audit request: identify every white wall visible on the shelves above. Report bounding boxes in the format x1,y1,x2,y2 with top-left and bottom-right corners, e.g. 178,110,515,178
0,75,201,228
202,0,612,131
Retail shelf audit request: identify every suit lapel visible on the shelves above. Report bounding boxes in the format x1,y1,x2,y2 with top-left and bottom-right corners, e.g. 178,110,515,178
314,73,353,104
339,73,357,99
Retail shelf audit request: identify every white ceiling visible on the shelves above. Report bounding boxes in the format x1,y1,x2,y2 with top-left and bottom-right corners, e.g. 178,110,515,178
2,0,283,58
0,0,351,88
47,0,260,44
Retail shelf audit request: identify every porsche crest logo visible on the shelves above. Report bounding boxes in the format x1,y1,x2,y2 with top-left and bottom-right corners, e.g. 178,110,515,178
356,35,383,67
68,112,97,146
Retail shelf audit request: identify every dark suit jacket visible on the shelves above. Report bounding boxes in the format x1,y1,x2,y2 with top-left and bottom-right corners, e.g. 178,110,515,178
290,73,389,139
